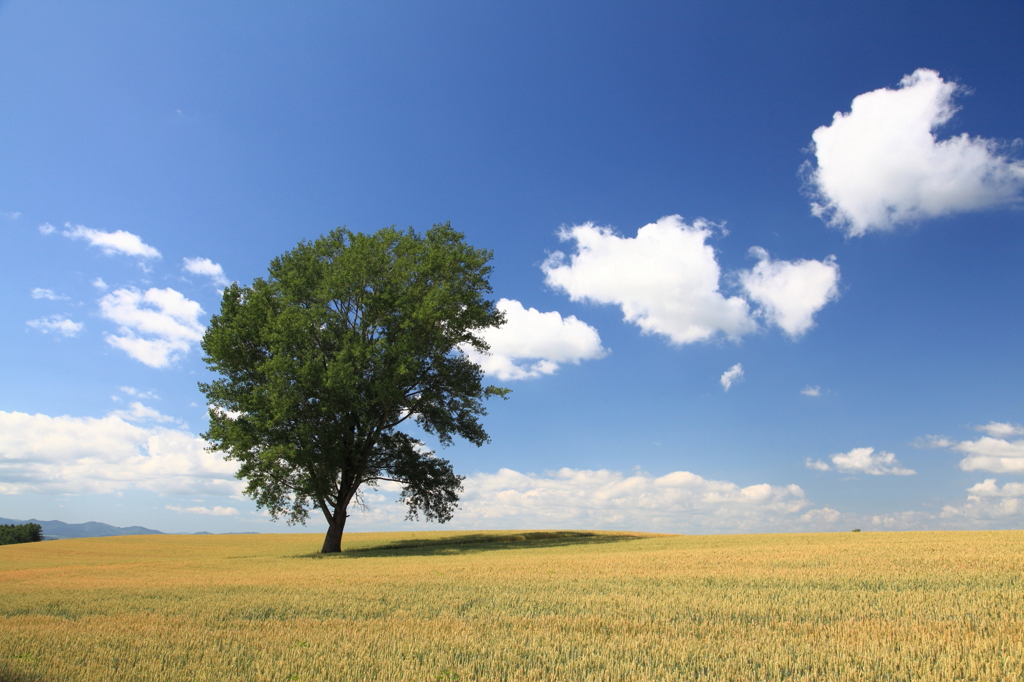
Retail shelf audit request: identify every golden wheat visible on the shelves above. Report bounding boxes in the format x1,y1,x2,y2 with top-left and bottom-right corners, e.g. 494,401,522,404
1,530,1022,681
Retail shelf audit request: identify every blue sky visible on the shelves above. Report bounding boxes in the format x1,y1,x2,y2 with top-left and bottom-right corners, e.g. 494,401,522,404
2,1,1023,534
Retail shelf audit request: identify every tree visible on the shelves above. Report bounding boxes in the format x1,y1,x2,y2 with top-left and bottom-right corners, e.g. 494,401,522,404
199,224,508,553
0,523,43,545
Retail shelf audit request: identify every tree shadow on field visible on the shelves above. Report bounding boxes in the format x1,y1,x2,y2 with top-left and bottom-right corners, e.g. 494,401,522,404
298,531,649,559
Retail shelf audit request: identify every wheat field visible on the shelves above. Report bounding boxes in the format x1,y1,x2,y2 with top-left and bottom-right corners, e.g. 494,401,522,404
1,529,1022,681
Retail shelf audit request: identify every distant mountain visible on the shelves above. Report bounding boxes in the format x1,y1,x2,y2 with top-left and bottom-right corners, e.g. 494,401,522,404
0,517,165,540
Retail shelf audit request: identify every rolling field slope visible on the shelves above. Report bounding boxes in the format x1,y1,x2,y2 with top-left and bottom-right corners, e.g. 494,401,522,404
1,530,1022,681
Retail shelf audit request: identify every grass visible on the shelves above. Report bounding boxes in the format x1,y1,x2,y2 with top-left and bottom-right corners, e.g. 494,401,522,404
1,529,1022,681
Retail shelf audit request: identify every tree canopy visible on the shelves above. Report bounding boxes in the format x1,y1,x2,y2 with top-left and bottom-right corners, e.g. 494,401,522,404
0,523,43,545
199,224,508,553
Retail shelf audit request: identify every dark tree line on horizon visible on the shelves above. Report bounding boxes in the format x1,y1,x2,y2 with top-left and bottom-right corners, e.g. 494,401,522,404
0,523,43,545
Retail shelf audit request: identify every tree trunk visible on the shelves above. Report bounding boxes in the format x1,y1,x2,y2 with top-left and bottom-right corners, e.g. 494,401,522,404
321,510,347,553
320,484,358,554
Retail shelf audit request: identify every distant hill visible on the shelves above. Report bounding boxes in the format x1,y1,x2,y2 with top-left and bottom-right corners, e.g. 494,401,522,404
0,517,165,540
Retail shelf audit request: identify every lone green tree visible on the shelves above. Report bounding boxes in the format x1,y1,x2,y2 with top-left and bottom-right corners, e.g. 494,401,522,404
199,224,508,553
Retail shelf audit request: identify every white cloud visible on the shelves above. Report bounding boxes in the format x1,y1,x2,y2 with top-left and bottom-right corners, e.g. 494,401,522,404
800,507,841,524
343,467,818,533
975,422,1024,438
182,257,230,287
542,216,839,345
913,435,954,448
720,363,744,391
453,468,810,532
806,68,1024,236
463,298,607,380
98,287,205,368
940,479,1024,521
38,223,55,235
31,288,68,301
166,505,239,516
794,497,1024,530
801,385,821,397
954,436,1024,474
811,447,916,475
62,223,161,259
542,216,757,344
109,402,178,424
208,404,243,421
119,386,158,400
26,315,83,337
3,211,21,219
870,511,931,529
738,247,840,338
965,478,1024,498
805,458,831,471
0,410,241,497
728,475,1024,530
92,277,109,290
941,498,1022,520
915,422,1024,474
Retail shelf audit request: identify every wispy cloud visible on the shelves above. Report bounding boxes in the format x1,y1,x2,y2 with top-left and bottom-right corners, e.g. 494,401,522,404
800,385,821,397
3,211,21,219
975,422,1024,438
166,505,239,516
31,288,68,301
26,315,83,337
799,507,842,524
913,435,954,448
119,386,158,400
720,363,744,391
62,223,161,259
38,223,56,235
805,68,1024,236
109,402,178,424
92,277,109,290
